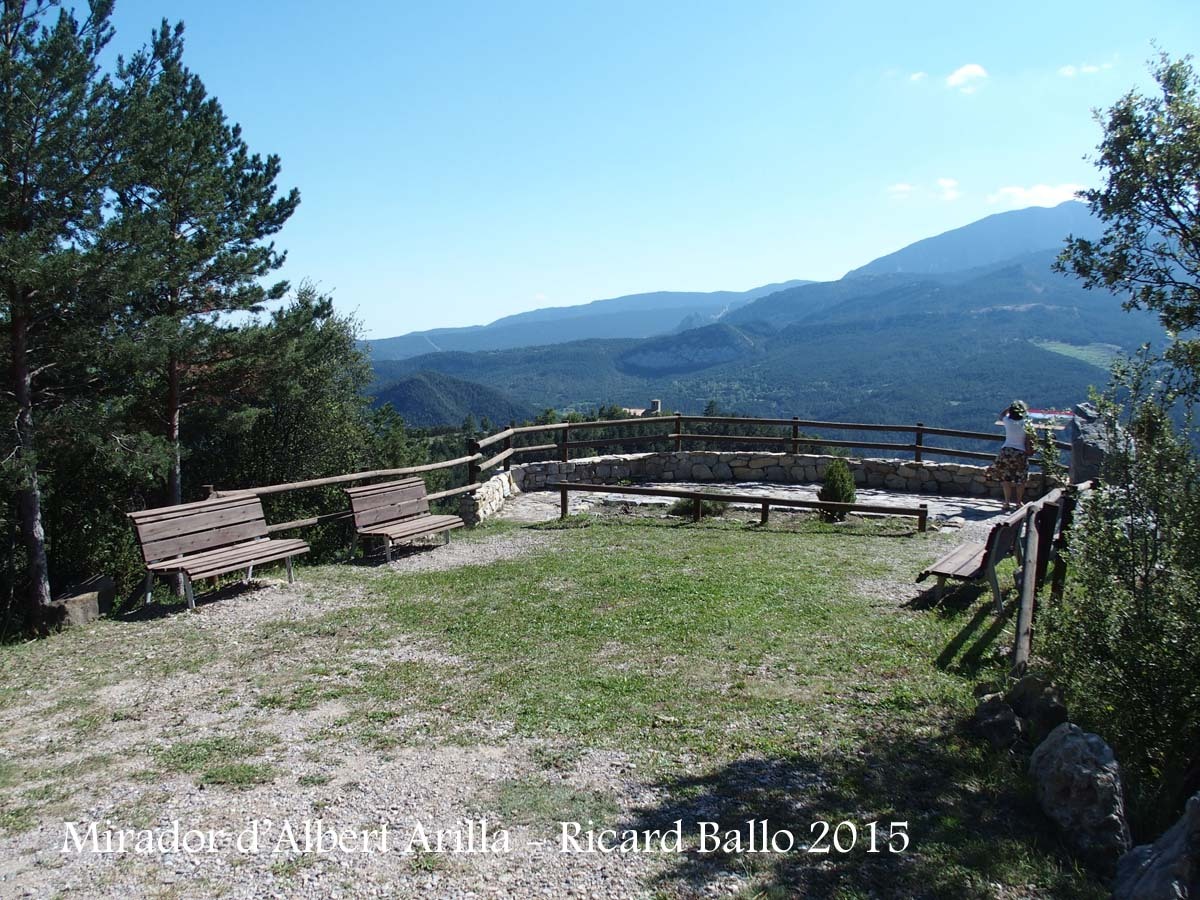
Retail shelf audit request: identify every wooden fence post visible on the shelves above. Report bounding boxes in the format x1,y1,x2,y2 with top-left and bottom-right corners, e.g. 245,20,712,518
914,423,924,463
917,504,928,533
1034,500,1060,588
791,417,799,455
504,422,514,472
561,424,570,463
467,438,480,486
559,485,568,520
674,414,682,452
760,501,770,525
1049,488,1079,604
692,497,702,522
1011,507,1040,676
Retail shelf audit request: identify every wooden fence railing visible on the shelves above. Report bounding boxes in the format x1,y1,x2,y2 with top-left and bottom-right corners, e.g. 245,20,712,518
1008,481,1090,675
201,413,1070,536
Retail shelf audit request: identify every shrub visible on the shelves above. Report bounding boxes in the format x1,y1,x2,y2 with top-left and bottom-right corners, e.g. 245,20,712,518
817,459,856,522
1040,372,1200,837
667,497,728,519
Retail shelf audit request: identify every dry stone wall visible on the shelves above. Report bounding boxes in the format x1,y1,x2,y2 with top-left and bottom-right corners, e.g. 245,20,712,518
461,451,1047,524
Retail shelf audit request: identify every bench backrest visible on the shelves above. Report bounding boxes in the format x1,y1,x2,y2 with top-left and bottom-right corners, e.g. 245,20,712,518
345,477,429,529
979,508,1027,571
128,495,269,565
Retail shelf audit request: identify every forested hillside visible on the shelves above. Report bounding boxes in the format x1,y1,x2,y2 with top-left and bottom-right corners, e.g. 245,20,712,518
370,226,1165,428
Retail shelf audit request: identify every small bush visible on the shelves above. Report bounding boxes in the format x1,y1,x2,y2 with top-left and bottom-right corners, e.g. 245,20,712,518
817,459,856,522
667,497,728,519
1041,370,1200,837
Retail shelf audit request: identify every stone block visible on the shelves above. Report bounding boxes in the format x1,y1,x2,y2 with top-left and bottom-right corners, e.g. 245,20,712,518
51,576,114,627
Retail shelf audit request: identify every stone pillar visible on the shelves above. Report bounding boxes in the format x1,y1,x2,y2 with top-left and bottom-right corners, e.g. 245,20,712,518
1069,402,1114,484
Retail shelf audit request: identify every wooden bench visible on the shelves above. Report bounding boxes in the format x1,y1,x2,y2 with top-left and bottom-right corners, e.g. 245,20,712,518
345,477,464,562
129,495,309,610
916,507,1027,612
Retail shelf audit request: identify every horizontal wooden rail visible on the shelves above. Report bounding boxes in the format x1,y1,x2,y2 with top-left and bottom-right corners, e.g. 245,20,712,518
565,434,669,451
476,428,515,450
426,483,480,501
550,481,928,531
513,442,558,454
266,509,354,533
215,454,482,498
479,446,515,471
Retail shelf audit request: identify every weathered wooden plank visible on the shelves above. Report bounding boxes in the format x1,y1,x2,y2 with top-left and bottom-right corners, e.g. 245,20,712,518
348,484,426,511
344,477,424,499
129,495,257,525
426,483,479,501
476,428,516,450
148,538,307,574
189,543,309,580
479,446,515,470
920,542,987,581
356,498,429,528
142,518,268,562
134,499,263,543
1011,507,1041,676
363,515,463,540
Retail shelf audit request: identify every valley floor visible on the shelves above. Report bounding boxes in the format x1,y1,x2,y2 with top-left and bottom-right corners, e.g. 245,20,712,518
0,504,1105,899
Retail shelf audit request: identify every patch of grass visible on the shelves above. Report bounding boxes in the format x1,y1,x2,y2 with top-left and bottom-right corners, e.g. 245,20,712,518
1033,340,1122,370
492,777,618,835
666,497,729,518
156,734,276,787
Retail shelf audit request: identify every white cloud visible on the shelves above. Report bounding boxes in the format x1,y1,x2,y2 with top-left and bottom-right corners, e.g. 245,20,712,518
886,182,916,199
1059,61,1111,78
946,63,988,93
937,177,961,201
987,183,1085,208
909,71,928,82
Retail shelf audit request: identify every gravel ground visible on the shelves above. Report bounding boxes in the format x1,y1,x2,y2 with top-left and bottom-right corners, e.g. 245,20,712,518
0,492,1008,899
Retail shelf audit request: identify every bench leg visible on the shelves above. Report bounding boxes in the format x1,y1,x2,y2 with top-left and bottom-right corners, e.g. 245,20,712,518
144,571,154,606
286,556,295,584
183,576,196,612
244,564,254,585
986,567,1004,614
384,538,392,564
444,529,451,546
933,575,946,602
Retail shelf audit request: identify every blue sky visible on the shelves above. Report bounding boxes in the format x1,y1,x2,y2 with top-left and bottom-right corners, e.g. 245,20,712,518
106,1,1200,337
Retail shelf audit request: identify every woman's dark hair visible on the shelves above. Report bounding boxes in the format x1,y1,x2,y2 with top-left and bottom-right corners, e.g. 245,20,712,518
1007,405,1025,420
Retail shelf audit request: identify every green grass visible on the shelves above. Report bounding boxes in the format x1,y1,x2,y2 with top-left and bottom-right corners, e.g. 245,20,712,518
1033,340,1122,371
0,515,1105,897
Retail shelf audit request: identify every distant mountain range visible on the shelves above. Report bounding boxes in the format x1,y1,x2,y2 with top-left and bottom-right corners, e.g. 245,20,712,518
367,202,1165,430
365,280,810,361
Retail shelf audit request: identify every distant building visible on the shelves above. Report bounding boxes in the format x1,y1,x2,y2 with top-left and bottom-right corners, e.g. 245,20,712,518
620,398,662,418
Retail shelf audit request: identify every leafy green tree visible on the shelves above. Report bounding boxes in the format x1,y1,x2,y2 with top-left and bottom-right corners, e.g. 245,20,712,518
1056,53,1200,400
109,21,299,510
0,0,133,615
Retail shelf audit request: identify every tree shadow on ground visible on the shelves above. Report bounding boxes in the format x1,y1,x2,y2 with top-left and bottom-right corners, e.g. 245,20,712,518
622,719,1106,899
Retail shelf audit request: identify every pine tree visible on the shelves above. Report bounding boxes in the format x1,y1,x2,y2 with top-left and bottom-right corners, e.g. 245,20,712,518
108,21,299,510
0,0,130,615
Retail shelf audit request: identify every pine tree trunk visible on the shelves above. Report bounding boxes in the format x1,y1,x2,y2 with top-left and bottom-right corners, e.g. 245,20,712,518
9,310,52,616
165,354,184,596
167,354,182,506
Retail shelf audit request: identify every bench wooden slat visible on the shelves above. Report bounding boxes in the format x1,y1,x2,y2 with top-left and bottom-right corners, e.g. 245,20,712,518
128,494,256,523
344,477,424,499
919,541,986,581
361,515,464,540
141,518,269,563
133,499,263,546
349,487,427,512
187,541,310,580
148,539,308,577
355,498,430,528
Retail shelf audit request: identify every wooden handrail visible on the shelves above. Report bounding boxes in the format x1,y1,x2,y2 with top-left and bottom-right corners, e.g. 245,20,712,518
214,454,482,498
476,428,515,450
550,481,928,531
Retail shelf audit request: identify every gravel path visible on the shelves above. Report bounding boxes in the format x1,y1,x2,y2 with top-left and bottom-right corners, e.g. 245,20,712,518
0,489,1007,899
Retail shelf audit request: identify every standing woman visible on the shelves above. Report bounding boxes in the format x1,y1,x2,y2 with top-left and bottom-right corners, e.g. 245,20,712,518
991,400,1032,511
